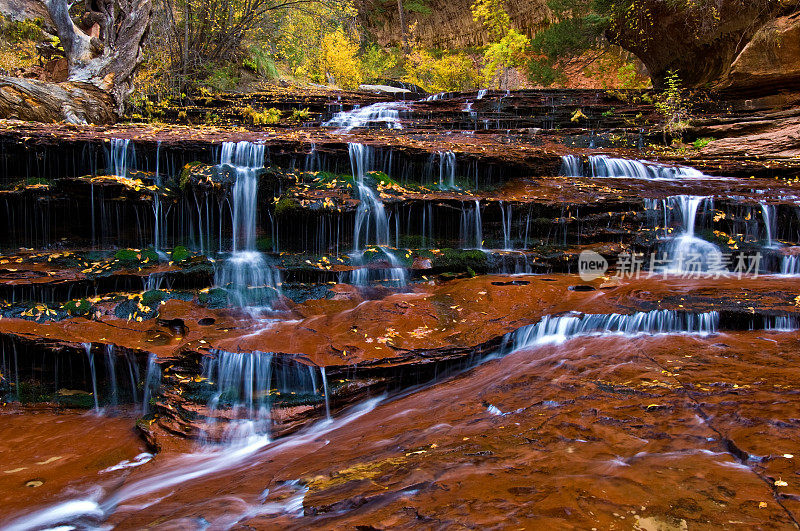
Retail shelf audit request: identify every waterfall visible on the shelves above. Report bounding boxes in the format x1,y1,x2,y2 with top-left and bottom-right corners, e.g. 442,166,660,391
760,202,777,247
560,155,583,177
560,155,707,180
105,345,118,408
438,151,456,188
202,351,275,442
320,366,331,420
347,143,407,287
662,195,722,273
764,316,800,331
507,310,719,351
477,89,488,99
153,140,164,251
202,351,332,442
214,141,282,308
500,201,513,250
323,102,408,132
83,343,99,412
107,138,134,178
459,200,483,249
781,255,800,275
141,354,160,413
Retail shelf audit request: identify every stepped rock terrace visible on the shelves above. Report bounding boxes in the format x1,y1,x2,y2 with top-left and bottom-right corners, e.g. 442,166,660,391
3,87,800,529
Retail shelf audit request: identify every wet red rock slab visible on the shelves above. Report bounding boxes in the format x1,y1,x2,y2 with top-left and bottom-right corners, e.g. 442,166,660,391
68,331,798,529
0,406,149,518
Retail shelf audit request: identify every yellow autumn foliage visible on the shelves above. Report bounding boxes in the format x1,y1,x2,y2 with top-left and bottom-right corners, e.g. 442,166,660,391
320,28,363,90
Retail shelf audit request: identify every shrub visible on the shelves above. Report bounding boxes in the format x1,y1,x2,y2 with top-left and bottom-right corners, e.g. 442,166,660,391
693,137,713,149
244,107,282,125
320,28,362,89
243,46,279,80
204,66,239,91
654,70,691,139
404,48,480,92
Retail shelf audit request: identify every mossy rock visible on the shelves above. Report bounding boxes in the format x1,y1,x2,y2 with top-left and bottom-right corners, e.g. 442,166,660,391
114,249,140,263
180,162,204,189
16,381,54,404
428,248,488,272
114,297,159,321
142,290,167,306
63,298,92,317
198,288,229,309
274,197,302,217
171,246,191,263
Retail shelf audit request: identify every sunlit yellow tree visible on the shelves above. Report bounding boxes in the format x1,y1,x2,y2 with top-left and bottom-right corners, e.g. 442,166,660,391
471,0,530,88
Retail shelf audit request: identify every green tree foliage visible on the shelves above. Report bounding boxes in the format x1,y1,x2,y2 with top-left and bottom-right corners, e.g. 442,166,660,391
654,70,690,139
471,0,531,88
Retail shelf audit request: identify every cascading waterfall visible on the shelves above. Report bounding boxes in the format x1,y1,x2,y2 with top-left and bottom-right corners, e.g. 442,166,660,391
781,255,800,275
107,138,134,178
560,155,583,177
459,200,483,249
438,151,457,188
323,102,408,132
83,343,100,412
346,143,407,287
507,310,719,351
214,141,282,308
662,195,722,273
202,350,333,442
560,154,707,180
760,202,777,247
764,316,800,331
499,201,513,250
141,354,161,414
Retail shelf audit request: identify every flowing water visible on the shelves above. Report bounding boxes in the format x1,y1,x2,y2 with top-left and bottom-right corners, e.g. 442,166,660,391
214,141,282,308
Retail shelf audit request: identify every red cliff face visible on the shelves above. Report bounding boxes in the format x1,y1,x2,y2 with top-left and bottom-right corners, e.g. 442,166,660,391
606,0,799,95
357,0,550,48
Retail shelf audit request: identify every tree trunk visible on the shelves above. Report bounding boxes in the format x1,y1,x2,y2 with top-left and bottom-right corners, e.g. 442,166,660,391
0,0,151,124
397,0,409,54
0,77,115,123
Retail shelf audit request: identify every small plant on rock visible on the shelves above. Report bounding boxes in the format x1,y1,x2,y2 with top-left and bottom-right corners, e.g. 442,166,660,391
655,70,691,142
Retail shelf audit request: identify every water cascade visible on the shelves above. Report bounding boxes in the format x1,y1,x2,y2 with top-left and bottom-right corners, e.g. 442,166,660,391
214,141,282,308
500,201,513,250
347,143,407,287
107,138,133,178
202,350,333,441
561,155,707,180
459,200,483,249
508,310,719,351
83,343,100,412
781,255,800,275
662,195,722,273
761,202,778,247
438,151,457,188
323,102,408,132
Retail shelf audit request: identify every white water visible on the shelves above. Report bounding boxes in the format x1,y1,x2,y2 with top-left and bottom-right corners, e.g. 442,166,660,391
660,195,723,274
438,150,457,188
83,343,100,412
459,200,483,249
108,138,134,178
500,201,513,250
781,255,800,275
507,310,719,351
323,102,407,132
560,154,707,180
760,202,778,247
5,396,385,530
348,143,407,287
214,141,282,308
